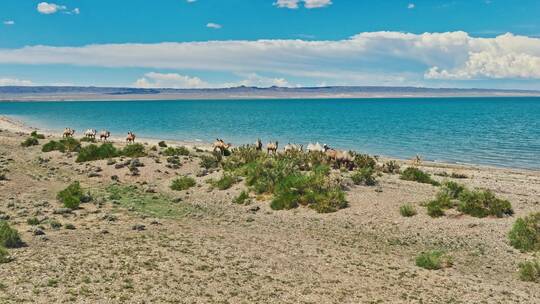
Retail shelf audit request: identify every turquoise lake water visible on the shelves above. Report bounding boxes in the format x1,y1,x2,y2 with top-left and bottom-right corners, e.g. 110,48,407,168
0,97,539,170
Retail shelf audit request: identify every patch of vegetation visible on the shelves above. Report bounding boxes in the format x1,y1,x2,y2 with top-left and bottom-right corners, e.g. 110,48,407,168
353,153,377,170
518,259,540,282
57,181,84,209
400,204,417,217
509,212,540,252
440,181,465,199
351,167,377,186
233,191,250,205
0,221,23,248
26,217,40,226
0,246,12,264
415,250,452,270
21,137,39,147
457,189,513,218
426,199,446,218
49,220,62,229
170,176,196,191
199,153,222,169
121,143,146,157
42,138,81,153
76,143,119,162
80,137,96,143
158,141,167,148
64,223,76,230
163,146,189,156
382,160,400,174
211,174,239,190
400,167,440,186
30,130,45,139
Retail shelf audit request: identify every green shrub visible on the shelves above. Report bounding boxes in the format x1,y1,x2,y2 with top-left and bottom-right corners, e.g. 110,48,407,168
121,143,146,157
158,141,167,148
427,199,445,218
382,160,400,174
170,176,196,191
518,259,540,282
457,189,513,218
271,192,299,211
57,181,84,209
233,191,250,205
42,140,64,152
400,204,417,217
440,181,465,199
163,146,189,156
509,212,540,252
309,188,348,213
353,153,377,170
80,137,96,143
0,221,23,248
200,153,221,169
21,137,39,147
42,138,81,153
76,143,119,162
212,174,238,190
26,217,40,226
30,131,45,139
415,250,452,270
0,246,12,263
351,167,377,186
400,167,439,186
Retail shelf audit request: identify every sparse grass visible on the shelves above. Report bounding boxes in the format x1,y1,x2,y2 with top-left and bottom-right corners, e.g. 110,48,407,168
400,167,440,186
400,204,417,217
57,181,84,209
518,259,540,282
509,212,540,252
440,181,466,199
457,189,513,218
211,174,238,190
26,217,40,226
21,137,39,147
233,191,250,205
30,131,45,139
199,153,221,169
351,167,377,186
382,160,400,174
163,146,189,156
0,246,12,263
170,176,196,191
426,199,445,218
49,220,62,229
415,250,452,270
0,221,23,248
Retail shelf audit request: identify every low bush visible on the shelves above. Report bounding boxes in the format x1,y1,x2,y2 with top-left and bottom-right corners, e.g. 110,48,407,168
457,189,513,218
76,143,119,162
382,160,400,174
351,167,377,186
26,217,40,226
121,143,146,157
158,141,167,148
415,250,452,270
21,137,39,147
212,174,238,190
30,131,45,139
518,259,540,282
400,167,440,186
42,138,81,153
0,221,23,248
0,246,12,264
509,212,540,252
80,137,96,143
200,153,221,169
170,176,196,191
427,199,445,218
400,204,417,217
353,153,377,170
57,181,84,209
440,181,465,199
163,146,189,156
233,191,250,205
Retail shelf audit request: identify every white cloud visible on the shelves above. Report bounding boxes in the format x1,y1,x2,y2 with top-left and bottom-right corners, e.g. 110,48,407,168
37,2,66,14
206,23,222,29
2,32,540,84
275,0,332,9
3,20,15,26
408,3,415,9
0,78,34,86
187,0,197,2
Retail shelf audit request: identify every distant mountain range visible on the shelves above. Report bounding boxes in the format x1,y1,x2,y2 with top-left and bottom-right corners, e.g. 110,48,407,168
1,85,539,101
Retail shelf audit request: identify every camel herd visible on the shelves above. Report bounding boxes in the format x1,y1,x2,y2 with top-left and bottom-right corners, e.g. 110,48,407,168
63,128,134,143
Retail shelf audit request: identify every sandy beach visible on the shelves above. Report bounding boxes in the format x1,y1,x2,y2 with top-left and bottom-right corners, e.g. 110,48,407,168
1,116,539,303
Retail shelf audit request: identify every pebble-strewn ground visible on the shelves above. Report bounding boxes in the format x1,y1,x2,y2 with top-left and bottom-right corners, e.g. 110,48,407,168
1,128,539,304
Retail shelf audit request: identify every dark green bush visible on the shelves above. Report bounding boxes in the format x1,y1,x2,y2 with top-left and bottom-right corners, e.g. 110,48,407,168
400,204,417,217
21,137,39,147
0,221,23,248
518,259,540,282
353,153,377,170
200,153,221,169
400,167,440,186
509,212,540,252
233,191,250,205
158,141,167,148
163,146,189,156
42,138,81,153
170,176,196,191
351,167,377,186
30,131,45,139
457,189,513,218
76,143,119,162
57,181,84,209
212,174,238,190
121,143,146,157
415,250,452,270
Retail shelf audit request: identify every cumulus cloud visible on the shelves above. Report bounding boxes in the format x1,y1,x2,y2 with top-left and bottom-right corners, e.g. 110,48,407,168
206,23,222,29
0,78,34,86
408,3,415,9
275,0,332,9
1,32,540,84
37,2,66,14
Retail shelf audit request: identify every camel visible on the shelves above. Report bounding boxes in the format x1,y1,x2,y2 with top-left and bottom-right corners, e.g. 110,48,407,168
213,138,231,155
324,145,354,169
284,143,303,153
307,142,324,153
84,129,97,139
126,131,136,143
63,128,75,138
99,130,111,141
255,138,263,151
267,141,278,155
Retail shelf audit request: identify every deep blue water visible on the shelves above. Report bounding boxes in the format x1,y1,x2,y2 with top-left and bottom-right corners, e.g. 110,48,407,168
0,98,539,169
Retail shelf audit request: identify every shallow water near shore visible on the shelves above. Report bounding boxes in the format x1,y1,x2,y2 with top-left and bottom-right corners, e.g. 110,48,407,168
0,97,539,169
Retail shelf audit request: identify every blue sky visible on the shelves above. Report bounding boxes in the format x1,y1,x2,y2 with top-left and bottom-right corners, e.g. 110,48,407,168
1,0,540,89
